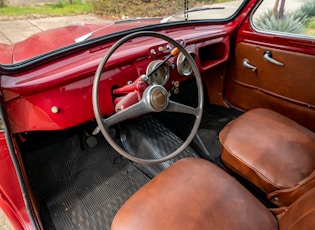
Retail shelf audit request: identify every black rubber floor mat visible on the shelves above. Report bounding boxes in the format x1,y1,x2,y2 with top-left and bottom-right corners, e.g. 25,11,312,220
46,163,149,230
194,104,243,163
120,114,199,178
25,135,150,230
154,104,243,164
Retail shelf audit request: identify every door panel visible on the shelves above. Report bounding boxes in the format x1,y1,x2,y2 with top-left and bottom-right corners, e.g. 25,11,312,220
225,5,315,132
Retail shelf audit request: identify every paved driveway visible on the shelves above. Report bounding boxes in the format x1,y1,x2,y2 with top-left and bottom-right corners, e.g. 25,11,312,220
0,208,13,230
0,14,110,44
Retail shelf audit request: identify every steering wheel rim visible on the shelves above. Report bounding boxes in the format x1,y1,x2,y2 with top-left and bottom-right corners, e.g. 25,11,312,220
93,31,203,164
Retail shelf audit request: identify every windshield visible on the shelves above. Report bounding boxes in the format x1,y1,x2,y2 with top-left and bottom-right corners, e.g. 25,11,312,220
93,0,245,21
0,0,246,65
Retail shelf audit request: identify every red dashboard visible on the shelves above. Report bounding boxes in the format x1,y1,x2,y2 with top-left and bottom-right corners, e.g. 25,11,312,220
3,25,234,133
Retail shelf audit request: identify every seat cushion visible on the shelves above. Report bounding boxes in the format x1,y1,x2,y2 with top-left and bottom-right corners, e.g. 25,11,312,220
219,108,315,205
278,187,315,229
111,158,277,230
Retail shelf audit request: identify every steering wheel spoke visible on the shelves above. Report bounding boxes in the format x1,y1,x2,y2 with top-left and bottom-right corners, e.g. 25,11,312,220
103,100,150,128
166,100,200,116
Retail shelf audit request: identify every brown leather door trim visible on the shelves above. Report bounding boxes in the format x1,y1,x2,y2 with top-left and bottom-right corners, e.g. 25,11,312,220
225,42,315,131
231,79,315,109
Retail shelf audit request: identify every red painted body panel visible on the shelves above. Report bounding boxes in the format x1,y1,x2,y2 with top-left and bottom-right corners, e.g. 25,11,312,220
236,19,315,55
0,132,32,230
0,20,160,64
0,43,14,64
13,24,104,63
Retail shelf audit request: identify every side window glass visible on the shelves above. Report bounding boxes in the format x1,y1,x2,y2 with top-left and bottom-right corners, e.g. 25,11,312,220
252,0,315,37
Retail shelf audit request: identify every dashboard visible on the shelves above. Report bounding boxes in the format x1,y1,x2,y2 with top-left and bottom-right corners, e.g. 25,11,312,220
2,25,234,133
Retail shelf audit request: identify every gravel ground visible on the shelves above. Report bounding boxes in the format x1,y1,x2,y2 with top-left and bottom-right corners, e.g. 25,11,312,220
0,209,13,230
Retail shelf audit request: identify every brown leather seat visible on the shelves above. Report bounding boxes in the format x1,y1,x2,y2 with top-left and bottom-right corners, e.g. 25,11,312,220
111,158,315,230
219,108,315,206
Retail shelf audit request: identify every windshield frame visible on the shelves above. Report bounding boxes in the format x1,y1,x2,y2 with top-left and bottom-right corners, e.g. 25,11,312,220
0,0,249,74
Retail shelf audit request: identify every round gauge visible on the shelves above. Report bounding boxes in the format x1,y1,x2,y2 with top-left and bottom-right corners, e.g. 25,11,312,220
177,52,195,77
146,60,169,86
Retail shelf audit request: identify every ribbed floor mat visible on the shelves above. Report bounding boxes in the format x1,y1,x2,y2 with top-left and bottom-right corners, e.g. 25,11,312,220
121,114,199,177
25,135,150,230
155,104,242,164
195,104,243,162
46,163,149,230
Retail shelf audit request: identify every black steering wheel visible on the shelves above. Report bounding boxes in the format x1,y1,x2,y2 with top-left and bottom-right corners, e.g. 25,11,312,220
92,31,203,164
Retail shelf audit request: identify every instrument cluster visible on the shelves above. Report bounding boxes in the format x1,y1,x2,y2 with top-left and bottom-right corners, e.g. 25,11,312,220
146,46,196,86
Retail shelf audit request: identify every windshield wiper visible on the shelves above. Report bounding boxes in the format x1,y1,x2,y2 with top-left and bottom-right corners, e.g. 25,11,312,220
115,17,163,24
187,6,225,13
75,17,163,43
75,23,115,43
161,6,225,23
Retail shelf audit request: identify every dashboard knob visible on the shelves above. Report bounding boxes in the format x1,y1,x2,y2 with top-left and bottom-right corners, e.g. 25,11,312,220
51,106,59,114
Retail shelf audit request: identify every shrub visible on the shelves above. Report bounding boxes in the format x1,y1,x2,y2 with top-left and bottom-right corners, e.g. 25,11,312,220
299,0,315,18
255,9,307,34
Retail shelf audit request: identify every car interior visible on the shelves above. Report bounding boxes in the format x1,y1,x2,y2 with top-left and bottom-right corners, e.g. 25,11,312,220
0,0,314,229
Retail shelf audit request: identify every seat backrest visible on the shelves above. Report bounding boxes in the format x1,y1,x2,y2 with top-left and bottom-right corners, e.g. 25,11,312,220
278,187,315,229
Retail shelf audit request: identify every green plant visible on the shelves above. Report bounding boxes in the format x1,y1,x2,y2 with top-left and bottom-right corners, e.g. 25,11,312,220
299,0,315,18
0,0,93,18
49,2,66,9
304,18,315,35
255,9,307,33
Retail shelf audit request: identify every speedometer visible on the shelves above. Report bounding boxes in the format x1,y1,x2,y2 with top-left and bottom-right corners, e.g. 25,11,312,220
146,60,169,86
177,52,195,77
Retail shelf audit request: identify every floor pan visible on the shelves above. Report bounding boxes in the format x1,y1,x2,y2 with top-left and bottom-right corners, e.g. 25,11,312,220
25,135,150,230
46,162,149,229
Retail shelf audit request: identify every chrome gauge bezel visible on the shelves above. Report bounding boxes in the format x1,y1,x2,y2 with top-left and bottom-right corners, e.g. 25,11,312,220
177,52,195,77
146,60,169,86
